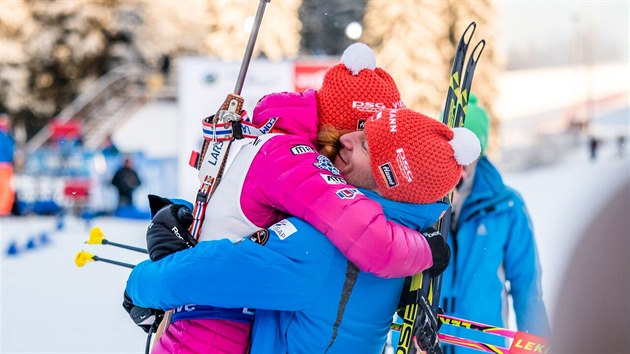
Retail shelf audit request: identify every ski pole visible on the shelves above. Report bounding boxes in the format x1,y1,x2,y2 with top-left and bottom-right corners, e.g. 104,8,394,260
86,227,148,254
74,250,135,269
438,333,509,354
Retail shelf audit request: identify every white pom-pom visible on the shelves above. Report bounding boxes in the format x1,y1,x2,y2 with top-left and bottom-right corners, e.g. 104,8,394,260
449,127,481,166
341,43,376,75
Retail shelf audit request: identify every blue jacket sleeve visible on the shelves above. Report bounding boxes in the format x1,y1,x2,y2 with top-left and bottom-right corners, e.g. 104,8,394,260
126,235,331,311
504,192,550,336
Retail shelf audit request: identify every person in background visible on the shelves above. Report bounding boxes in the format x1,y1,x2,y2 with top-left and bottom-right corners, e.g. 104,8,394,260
101,135,120,156
0,114,15,215
111,156,141,210
439,95,550,354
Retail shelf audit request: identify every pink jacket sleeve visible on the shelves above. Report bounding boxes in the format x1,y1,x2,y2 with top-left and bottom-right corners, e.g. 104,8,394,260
242,134,433,278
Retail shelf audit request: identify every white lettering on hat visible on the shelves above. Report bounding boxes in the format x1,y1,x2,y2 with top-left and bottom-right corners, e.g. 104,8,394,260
392,100,406,109
389,110,397,132
352,101,386,112
396,148,413,182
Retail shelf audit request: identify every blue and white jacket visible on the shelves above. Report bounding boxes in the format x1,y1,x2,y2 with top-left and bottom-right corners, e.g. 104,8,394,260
439,156,550,353
126,190,447,353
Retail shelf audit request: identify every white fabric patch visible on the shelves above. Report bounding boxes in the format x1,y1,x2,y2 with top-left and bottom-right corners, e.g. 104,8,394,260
270,220,298,240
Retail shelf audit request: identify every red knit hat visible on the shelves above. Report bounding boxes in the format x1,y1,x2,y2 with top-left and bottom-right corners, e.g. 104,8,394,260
317,43,404,131
364,108,481,204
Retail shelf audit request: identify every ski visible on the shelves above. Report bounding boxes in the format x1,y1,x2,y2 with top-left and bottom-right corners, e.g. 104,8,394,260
396,21,484,354
428,37,486,313
393,313,547,354
438,333,509,354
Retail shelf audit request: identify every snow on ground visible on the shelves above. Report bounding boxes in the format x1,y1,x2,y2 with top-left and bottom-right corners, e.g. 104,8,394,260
1,141,628,353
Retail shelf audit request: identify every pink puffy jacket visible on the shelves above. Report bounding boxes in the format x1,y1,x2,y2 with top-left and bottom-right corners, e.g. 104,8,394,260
152,89,433,354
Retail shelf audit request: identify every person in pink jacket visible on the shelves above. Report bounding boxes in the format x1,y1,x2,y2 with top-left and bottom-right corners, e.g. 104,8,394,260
138,43,467,354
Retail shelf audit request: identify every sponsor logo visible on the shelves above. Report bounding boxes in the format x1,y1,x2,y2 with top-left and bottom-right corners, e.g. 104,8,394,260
313,155,340,175
248,229,270,246
291,144,316,155
270,220,298,240
336,188,362,199
389,110,397,132
379,163,399,188
173,304,197,313
258,117,278,134
393,99,406,109
510,331,548,353
357,119,365,130
321,174,347,185
371,111,383,122
395,148,413,182
351,101,387,112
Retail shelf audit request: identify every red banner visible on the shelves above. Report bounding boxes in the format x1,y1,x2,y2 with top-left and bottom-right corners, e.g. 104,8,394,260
293,60,336,92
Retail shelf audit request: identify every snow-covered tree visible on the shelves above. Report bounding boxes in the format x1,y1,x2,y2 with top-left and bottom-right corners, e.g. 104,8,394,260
363,0,501,152
363,0,450,117
0,0,145,138
443,0,501,153
204,0,301,60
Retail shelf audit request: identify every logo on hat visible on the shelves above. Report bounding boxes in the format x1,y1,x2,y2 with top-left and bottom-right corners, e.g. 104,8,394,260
352,101,386,112
357,119,365,130
378,163,399,188
395,148,413,182
388,110,397,132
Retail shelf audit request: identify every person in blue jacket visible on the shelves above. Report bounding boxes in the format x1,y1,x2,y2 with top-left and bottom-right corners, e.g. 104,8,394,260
439,95,550,353
126,189,448,353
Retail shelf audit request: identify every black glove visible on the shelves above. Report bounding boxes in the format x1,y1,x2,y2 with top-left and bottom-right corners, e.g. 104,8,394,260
422,227,450,277
146,203,197,261
122,292,165,334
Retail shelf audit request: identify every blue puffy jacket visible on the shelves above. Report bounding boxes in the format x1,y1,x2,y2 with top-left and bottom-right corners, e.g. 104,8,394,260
439,156,550,353
126,190,447,353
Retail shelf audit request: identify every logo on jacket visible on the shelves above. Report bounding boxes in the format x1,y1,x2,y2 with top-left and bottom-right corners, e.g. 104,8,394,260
336,188,362,199
291,144,316,155
321,174,347,185
270,220,298,240
248,229,270,246
379,163,399,188
314,155,340,175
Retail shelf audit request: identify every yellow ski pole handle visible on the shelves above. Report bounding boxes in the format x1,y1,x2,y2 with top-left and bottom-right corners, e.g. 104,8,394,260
86,227,148,254
74,250,136,269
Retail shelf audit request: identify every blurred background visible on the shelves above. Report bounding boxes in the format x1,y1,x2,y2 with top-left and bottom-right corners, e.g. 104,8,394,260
0,0,627,214
0,1,628,353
